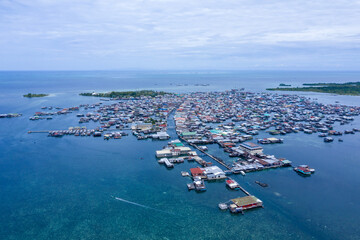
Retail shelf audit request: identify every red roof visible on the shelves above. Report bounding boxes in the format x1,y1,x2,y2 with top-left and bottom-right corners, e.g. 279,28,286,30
190,167,204,175
223,142,235,146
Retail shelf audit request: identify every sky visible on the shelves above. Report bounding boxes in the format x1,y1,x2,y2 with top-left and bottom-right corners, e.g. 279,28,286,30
0,0,359,70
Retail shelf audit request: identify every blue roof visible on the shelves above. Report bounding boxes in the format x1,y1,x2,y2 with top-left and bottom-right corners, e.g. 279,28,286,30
240,142,263,150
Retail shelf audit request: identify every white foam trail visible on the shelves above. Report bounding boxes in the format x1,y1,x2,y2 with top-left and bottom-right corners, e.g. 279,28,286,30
113,196,173,215
114,197,154,210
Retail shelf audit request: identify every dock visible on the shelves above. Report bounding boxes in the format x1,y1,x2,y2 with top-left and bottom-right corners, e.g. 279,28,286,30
197,148,231,170
179,136,231,170
28,131,50,133
158,158,174,168
238,184,250,196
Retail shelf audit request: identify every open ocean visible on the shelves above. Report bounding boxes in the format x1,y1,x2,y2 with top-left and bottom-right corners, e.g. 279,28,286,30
1,71,360,240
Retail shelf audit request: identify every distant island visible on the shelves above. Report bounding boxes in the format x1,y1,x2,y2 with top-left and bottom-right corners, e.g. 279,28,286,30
80,90,171,98
302,83,329,86
23,93,49,98
267,82,360,96
279,83,291,87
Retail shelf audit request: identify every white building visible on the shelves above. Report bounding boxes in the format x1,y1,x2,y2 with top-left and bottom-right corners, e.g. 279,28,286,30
155,146,192,158
204,166,226,180
152,132,170,140
239,142,263,155
156,149,172,158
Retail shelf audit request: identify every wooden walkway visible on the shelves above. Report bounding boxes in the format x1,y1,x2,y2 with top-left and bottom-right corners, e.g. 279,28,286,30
28,131,49,133
179,136,231,170
238,185,251,196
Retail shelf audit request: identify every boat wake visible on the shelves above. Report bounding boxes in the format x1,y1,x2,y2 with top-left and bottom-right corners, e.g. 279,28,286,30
113,196,173,215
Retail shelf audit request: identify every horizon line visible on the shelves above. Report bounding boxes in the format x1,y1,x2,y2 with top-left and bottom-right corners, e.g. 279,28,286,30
0,69,360,72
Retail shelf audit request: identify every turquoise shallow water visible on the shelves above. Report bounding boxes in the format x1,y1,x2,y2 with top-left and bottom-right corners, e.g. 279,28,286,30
1,71,360,240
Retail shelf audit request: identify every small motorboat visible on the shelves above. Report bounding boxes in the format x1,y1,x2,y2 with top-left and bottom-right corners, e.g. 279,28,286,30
255,181,268,187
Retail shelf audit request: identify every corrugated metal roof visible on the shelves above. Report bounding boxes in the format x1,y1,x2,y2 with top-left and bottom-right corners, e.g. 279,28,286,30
231,196,261,207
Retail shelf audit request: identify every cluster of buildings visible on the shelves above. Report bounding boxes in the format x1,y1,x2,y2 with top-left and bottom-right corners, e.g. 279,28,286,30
28,89,360,214
156,140,207,166
174,90,360,144
155,138,266,213
29,105,87,120
159,89,360,213
189,166,226,180
170,90,360,170
31,93,183,140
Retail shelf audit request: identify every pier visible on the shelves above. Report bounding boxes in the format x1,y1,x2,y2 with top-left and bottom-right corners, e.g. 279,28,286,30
28,131,50,133
179,136,231,170
158,158,174,168
238,184,251,196
177,136,252,196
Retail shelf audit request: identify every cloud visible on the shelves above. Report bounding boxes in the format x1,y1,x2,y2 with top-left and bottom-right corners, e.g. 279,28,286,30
0,0,359,70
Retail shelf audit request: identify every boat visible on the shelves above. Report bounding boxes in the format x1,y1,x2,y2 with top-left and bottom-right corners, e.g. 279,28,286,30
218,203,228,210
294,165,315,176
113,133,121,139
181,171,190,177
226,177,240,190
255,181,268,187
198,146,208,151
324,137,334,142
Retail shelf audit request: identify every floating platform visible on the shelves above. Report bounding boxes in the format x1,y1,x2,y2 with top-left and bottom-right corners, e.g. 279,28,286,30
158,158,174,168
227,195,263,214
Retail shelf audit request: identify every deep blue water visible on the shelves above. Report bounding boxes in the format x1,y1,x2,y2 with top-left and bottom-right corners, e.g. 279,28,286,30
0,71,360,240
